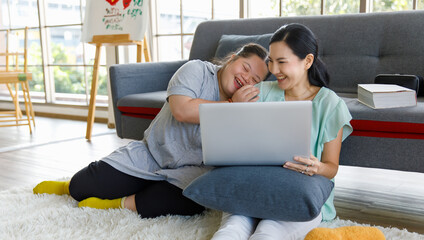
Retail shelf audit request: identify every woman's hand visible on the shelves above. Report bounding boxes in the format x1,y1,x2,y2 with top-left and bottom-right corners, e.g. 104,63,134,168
283,154,320,176
231,85,260,102
283,128,344,179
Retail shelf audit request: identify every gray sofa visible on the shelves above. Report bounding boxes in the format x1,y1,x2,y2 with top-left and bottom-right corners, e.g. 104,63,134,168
110,10,424,173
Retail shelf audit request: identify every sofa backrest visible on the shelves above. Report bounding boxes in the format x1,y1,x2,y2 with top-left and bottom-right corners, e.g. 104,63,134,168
189,10,424,94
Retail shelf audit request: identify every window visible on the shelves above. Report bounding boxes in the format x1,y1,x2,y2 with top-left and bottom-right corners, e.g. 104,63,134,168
281,0,322,16
152,0,241,61
325,0,360,14
8,0,39,28
152,0,420,62
47,3,58,9
249,0,279,17
372,0,413,11
0,0,107,106
150,0,365,62
1,0,421,109
45,0,81,25
0,0,43,102
214,0,239,19
26,29,44,98
62,4,73,11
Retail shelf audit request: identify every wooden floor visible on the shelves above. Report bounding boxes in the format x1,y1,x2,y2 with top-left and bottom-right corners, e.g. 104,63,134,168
0,117,423,234
0,116,131,190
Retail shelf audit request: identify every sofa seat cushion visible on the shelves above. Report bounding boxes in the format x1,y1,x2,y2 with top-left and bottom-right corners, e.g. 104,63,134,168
117,91,167,119
342,97,424,139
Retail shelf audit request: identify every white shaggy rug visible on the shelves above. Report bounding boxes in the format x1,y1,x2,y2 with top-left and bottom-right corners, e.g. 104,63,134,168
1,185,423,240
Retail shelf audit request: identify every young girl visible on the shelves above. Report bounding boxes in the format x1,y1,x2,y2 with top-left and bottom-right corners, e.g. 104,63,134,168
33,43,269,218
211,24,353,240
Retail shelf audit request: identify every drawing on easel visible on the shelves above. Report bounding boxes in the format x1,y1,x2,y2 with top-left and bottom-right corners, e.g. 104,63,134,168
81,0,150,42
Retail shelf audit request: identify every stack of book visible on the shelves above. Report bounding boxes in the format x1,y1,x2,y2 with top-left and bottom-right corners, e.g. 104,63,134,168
357,84,417,109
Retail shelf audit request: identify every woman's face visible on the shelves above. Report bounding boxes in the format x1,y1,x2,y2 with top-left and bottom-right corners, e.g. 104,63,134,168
268,41,310,91
220,54,268,97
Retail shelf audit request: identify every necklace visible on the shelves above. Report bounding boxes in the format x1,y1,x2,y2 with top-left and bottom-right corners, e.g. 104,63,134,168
286,86,318,100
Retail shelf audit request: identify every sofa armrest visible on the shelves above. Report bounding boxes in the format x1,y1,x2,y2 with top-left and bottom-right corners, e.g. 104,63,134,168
109,60,187,138
109,60,187,100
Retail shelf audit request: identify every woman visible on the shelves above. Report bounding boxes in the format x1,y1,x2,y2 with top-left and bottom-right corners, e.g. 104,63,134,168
33,43,269,218
211,24,353,239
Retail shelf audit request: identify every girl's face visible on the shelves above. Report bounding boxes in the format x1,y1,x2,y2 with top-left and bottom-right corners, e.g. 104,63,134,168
268,41,311,91
220,54,268,98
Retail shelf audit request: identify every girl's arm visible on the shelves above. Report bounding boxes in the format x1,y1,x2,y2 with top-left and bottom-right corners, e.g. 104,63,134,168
284,127,343,179
169,85,260,124
168,95,226,124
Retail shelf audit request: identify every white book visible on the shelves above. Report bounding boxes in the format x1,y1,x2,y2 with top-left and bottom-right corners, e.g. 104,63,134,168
357,84,417,109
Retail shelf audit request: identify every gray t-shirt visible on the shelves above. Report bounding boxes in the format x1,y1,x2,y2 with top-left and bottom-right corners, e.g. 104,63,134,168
102,60,219,189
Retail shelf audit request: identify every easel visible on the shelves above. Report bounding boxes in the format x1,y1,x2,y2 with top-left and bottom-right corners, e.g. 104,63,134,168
85,34,151,140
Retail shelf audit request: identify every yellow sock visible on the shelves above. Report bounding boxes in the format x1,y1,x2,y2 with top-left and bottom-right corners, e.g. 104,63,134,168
305,226,386,240
33,180,70,195
78,197,124,210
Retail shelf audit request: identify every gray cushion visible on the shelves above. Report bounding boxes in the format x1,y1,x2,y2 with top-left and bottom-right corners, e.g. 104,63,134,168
214,34,273,59
183,166,334,221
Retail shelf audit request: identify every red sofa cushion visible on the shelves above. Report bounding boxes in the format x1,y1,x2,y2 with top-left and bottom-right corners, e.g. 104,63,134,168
118,106,161,120
351,120,424,139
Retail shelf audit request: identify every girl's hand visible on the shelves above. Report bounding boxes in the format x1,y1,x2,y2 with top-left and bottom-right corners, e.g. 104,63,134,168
231,85,260,102
283,154,320,176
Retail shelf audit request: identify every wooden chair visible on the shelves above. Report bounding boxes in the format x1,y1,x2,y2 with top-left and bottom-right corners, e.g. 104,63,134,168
0,27,35,133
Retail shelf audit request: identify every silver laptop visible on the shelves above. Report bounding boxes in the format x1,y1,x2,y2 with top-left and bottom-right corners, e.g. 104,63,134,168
199,101,312,166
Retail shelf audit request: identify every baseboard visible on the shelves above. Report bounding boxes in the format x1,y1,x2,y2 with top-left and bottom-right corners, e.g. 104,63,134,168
35,112,108,123
0,101,109,124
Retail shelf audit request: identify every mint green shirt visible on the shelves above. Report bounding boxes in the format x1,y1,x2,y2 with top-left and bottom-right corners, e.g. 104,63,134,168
257,81,353,221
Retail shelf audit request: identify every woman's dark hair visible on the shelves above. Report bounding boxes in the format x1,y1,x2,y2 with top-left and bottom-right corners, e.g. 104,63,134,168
270,23,329,87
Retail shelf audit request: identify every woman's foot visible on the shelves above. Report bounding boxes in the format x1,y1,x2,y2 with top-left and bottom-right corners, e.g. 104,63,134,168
33,181,70,195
